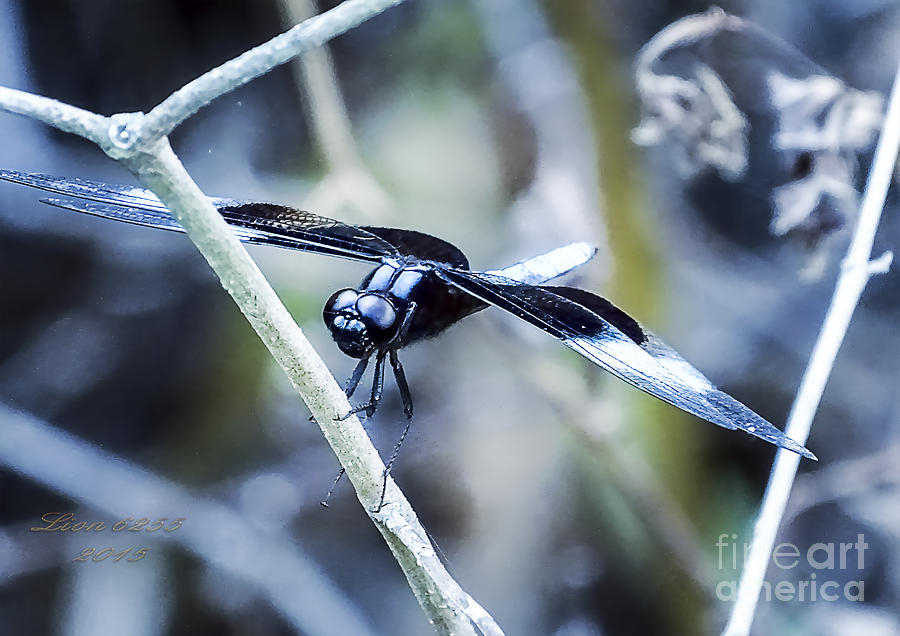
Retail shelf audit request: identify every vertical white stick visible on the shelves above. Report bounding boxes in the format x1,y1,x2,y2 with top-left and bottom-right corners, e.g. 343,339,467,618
723,61,900,636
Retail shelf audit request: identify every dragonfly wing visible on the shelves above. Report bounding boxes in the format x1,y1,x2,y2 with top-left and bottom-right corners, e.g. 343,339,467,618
484,242,597,285
1,170,399,262
360,226,470,267
437,269,814,459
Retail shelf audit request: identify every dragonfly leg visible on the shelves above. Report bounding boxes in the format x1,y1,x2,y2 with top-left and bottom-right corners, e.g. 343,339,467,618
319,468,345,508
321,355,375,506
344,355,370,399
312,354,371,424
396,301,417,343
371,350,415,512
339,350,386,420
389,349,414,419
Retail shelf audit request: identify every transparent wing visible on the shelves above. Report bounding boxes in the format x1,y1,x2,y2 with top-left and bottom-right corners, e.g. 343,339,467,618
437,269,814,459
485,242,597,285
0,170,444,263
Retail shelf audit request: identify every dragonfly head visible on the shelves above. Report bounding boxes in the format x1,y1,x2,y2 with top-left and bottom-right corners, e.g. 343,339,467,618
323,288,403,358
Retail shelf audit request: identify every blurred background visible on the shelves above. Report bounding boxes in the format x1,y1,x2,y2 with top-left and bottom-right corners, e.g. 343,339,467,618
0,1,898,634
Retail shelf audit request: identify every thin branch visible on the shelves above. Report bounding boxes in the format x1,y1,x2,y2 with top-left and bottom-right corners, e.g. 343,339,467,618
636,8,830,85
0,86,107,143
281,0,393,221
635,7,735,84
283,0,370,170
722,59,900,636
0,405,379,636
0,2,502,633
133,0,406,149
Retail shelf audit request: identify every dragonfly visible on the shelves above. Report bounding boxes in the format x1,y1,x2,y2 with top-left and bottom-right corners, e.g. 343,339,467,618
0,169,815,494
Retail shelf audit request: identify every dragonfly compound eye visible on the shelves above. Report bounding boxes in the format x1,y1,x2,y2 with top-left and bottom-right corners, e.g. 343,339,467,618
323,288,359,319
356,294,399,332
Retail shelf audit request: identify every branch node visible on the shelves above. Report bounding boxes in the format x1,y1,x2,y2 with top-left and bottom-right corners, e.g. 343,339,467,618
105,111,145,156
868,250,893,275
840,249,894,278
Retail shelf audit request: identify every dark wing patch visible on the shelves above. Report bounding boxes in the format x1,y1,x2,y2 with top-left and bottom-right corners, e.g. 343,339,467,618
360,226,469,268
216,202,399,261
542,286,647,346
437,269,814,459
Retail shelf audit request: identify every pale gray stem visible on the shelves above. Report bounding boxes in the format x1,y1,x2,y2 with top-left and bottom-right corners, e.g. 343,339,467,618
0,86,107,143
283,0,369,171
722,59,900,636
